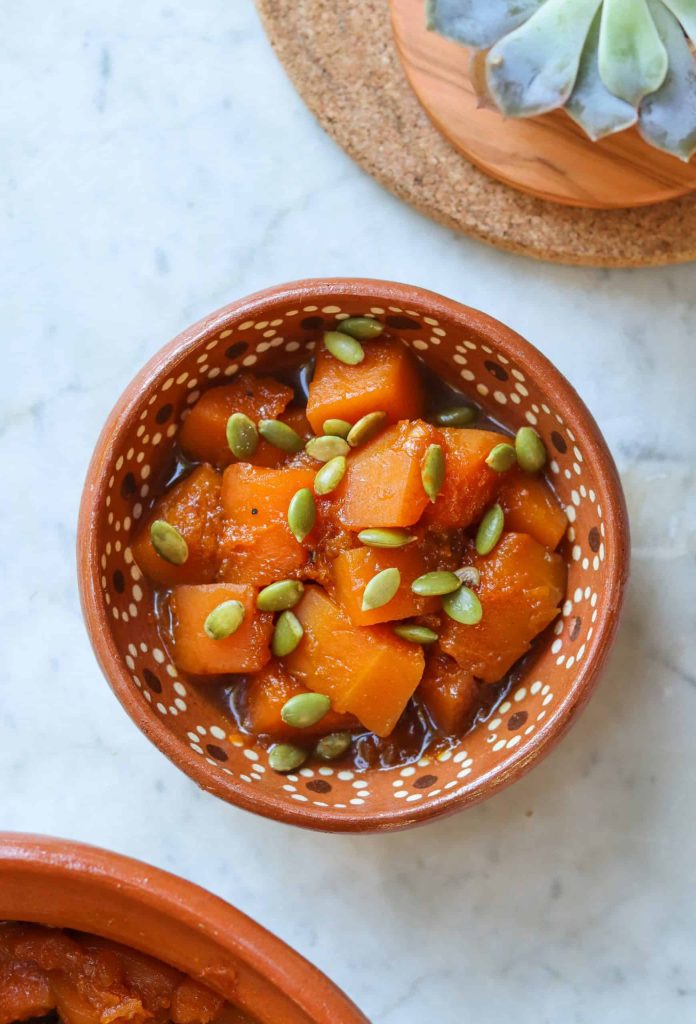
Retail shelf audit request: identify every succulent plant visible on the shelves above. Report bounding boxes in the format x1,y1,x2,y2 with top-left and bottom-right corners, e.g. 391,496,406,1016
427,0,696,160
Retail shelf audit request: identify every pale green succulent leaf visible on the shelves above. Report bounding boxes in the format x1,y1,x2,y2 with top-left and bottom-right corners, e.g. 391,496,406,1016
638,0,696,160
566,11,638,139
426,0,545,50
485,0,602,117
661,0,696,44
599,0,668,105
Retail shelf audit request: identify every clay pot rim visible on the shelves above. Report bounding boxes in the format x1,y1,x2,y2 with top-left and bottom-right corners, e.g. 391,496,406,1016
0,832,367,1023
78,277,630,833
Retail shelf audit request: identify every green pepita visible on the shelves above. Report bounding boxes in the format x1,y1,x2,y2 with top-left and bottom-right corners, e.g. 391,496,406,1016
150,520,188,565
515,426,547,473
393,623,439,644
455,566,481,588
257,579,304,612
485,442,517,472
305,435,350,462
271,610,304,657
203,599,245,640
347,411,387,448
315,731,352,761
268,743,307,773
434,406,477,428
362,567,401,611
475,503,505,555
357,528,416,548
281,692,331,729
314,455,346,496
421,443,445,502
324,330,365,366
442,586,483,626
323,418,352,439
226,412,259,459
287,487,316,542
336,316,384,340
258,418,304,453
411,570,461,597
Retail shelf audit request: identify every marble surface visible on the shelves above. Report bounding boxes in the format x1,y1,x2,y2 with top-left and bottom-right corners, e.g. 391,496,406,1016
1,2,695,1021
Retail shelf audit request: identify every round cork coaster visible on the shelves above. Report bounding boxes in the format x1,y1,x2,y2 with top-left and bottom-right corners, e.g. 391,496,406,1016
256,0,696,267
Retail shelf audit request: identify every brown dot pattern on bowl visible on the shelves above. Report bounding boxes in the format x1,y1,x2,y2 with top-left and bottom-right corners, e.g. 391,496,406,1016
92,291,614,825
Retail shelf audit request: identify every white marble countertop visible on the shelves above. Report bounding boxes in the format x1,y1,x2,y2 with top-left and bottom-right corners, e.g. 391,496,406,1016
2,3,695,1021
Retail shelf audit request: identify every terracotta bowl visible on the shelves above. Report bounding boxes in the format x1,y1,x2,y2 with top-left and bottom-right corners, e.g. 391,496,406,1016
0,833,367,1022
78,278,629,832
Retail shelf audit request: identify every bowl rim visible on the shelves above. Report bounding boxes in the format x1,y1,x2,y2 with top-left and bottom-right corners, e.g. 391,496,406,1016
78,277,630,833
0,832,368,1023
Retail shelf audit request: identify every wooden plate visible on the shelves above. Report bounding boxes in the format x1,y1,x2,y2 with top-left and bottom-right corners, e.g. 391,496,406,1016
256,0,696,265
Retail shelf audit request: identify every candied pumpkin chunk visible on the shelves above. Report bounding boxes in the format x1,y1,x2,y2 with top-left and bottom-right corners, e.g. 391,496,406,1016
179,373,293,467
423,427,510,530
244,661,357,742
171,583,273,674
306,337,424,434
131,465,222,587
284,586,425,736
440,533,566,683
498,468,567,550
336,420,440,530
219,463,316,586
331,544,438,626
418,649,479,735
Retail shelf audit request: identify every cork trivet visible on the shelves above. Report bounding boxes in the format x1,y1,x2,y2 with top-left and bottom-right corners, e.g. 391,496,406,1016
256,0,696,267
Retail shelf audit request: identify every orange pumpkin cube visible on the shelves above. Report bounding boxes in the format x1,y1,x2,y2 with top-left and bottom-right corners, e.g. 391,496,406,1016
244,661,357,742
131,465,222,587
284,586,425,736
418,649,479,734
336,420,440,530
331,545,438,626
440,533,566,683
171,583,273,675
219,463,316,586
497,469,567,550
423,428,510,530
306,337,424,434
179,373,293,467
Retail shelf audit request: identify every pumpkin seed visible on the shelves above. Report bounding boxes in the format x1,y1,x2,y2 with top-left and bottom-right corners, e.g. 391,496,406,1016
475,503,504,555
271,610,304,657
314,455,346,496
393,623,439,644
336,316,384,340
268,743,307,773
362,567,401,611
315,731,352,761
226,412,258,459
323,418,352,439
287,487,316,542
421,443,445,502
324,330,365,366
257,579,304,612
434,406,477,428
357,528,416,548
203,599,245,640
442,586,483,625
411,570,461,597
281,692,331,729
305,435,350,462
485,442,517,472
515,426,547,473
258,418,304,453
150,520,188,565
455,566,481,588
347,411,387,448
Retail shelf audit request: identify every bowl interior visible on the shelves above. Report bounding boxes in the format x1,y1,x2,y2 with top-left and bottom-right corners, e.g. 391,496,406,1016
81,280,627,830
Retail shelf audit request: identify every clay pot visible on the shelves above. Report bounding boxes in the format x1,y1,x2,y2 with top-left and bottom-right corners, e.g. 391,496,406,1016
0,832,368,1022
78,278,629,832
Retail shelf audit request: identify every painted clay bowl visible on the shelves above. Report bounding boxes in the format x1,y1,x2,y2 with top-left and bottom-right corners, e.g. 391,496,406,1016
0,832,367,1022
78,278,629,832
